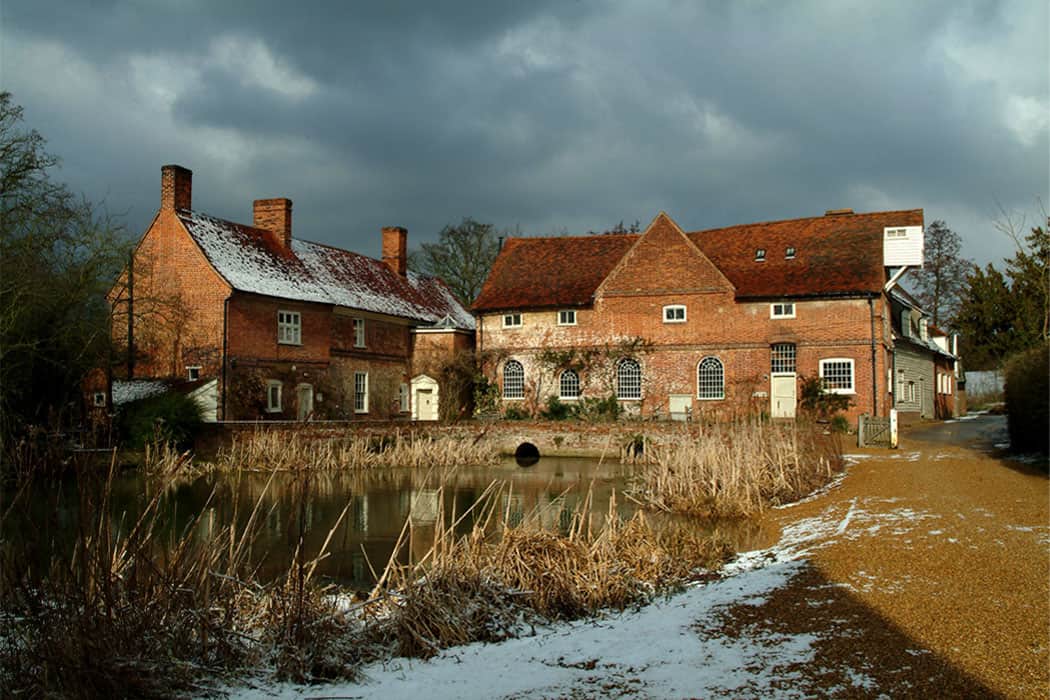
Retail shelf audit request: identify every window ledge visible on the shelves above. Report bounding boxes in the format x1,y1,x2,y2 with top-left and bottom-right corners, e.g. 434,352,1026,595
697,396,725,401
278,340,302,346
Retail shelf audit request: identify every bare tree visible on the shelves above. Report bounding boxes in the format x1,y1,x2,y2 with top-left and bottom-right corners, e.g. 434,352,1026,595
413,217,500,305
909,220,971,328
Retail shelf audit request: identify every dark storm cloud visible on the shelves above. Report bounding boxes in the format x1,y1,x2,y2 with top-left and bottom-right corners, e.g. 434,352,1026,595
3,0,1046,266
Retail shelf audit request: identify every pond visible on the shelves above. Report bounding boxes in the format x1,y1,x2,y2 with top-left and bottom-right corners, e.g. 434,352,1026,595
4,456,775,592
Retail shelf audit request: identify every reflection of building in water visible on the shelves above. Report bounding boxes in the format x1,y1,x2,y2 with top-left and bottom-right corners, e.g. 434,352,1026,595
410,489,440,524
351,494,368,535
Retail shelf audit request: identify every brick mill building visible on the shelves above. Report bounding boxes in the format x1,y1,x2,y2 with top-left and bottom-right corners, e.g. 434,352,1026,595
104,165,474,422
472,210,958,425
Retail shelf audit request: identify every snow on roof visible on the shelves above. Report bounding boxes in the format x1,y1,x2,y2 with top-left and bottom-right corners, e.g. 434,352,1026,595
111,379,169,406
179,211,474,330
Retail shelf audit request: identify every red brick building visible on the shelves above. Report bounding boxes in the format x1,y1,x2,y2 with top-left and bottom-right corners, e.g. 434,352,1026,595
107,165,474,421
472,210,938,425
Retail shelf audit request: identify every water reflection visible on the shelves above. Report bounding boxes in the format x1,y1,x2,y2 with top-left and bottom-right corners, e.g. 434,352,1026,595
6,456,777,592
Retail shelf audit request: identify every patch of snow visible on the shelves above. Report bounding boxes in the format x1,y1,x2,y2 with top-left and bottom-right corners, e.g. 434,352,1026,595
111,379,169,406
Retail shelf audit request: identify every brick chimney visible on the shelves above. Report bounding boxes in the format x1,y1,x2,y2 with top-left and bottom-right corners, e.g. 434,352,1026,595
382,226,408,276
161,164,192,211
254,198,293,248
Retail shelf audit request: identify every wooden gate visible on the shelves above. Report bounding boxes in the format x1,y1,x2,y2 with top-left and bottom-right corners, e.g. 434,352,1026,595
858,410,898,448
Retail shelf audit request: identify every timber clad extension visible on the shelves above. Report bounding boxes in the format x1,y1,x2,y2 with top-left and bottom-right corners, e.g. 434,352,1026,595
107,165,473,422
473,210,948,425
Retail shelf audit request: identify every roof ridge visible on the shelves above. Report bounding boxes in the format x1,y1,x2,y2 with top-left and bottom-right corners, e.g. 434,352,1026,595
504,232,641,243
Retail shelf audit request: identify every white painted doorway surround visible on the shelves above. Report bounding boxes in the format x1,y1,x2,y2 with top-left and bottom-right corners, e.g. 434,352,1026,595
410,374,439,421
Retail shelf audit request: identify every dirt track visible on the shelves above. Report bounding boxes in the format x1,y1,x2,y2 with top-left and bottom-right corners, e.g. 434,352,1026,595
745,416,1049,698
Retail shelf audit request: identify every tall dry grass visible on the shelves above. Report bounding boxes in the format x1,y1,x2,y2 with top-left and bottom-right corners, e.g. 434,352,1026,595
628,419,842,517
215,429,500,471
359,484,732,658
1,461,733,695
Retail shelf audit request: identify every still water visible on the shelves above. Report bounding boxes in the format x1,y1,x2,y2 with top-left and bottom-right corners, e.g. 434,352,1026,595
8,456,774,591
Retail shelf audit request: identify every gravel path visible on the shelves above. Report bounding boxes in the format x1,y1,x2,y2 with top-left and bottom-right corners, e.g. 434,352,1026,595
748,416,1049,698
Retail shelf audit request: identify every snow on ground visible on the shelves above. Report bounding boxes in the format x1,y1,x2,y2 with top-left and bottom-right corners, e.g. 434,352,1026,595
226,500,933,700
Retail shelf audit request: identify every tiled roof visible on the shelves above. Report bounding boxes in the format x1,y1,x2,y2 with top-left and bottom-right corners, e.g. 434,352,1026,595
689,209,924,298
179,211,474,329
471,209,924,311
471,234,638,312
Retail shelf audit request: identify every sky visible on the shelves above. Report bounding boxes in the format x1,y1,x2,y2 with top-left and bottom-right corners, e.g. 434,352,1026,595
2,0,1047,268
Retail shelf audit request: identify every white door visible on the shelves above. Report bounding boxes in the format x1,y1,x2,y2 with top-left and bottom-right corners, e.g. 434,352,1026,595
770,375,796,418
668,394,691,421
297,384,313,421
415,388,437,421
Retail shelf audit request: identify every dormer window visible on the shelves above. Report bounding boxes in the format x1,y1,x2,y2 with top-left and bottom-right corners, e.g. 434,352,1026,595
755,249,766,261
785,247,796,259
503,313,522,328
663,305,686,323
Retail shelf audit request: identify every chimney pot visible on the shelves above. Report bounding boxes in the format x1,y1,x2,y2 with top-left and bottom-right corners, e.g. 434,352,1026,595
382,226,408,276
254,198,293,248
161,164,192,211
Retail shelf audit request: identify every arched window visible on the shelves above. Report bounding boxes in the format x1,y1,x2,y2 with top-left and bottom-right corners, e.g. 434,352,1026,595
616,358,642,400
697,357,725,400
559,369,580,399
503,360,524,399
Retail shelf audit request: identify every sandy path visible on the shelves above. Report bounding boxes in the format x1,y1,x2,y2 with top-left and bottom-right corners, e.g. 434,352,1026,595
756,417,1049,698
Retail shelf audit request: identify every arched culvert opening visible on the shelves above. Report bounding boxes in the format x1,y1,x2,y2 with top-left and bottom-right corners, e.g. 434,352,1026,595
514,441,540,467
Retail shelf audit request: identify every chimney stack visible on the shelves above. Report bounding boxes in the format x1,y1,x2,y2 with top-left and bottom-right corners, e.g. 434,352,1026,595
161,164,192,211
254,198,293,248
382,226,408,276
824,208,854,216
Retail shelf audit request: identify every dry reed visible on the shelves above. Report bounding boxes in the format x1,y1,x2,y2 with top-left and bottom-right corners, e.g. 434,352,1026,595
628,419,843,517
214,429,500,471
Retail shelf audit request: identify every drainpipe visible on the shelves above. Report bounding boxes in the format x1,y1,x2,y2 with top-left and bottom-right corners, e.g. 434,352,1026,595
127,251,134,379
868,293,878,415
221,296,230,421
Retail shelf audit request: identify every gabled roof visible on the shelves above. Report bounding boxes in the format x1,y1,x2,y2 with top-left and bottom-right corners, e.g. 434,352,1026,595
178,211,474,329
471,209,924,312
472,234,637,312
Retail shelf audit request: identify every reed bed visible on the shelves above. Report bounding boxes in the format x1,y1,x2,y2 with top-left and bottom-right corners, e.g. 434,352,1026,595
628,419,843,517
215,429,500,471
1,465,731,696
360,485,732,658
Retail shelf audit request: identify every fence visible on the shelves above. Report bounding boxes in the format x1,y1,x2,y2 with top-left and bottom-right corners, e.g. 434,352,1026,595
858,410,898,448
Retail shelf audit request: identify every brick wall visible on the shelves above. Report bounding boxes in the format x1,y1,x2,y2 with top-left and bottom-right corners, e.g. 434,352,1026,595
478,294,891,424
112,207,231,379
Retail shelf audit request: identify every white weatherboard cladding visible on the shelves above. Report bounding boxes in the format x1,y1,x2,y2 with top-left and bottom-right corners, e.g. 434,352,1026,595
883,225,924,267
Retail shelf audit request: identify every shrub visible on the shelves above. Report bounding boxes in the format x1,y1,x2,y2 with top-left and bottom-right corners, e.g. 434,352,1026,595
539,395,575,421
1004,342,1049,457
503,405,530,420
117,392,202,449
798,374,852,422
575,394,622,422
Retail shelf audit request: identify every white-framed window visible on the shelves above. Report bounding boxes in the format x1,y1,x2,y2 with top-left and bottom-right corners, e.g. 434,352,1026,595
771,343,797,374
697,357,725,400
755,248,766,261
557,310,577,326
770,302,795,319
186,366,201,381
266,380,283,412
663,305,686,323
616,358,642,400
502,313,522,328
92,391,106,407
277,310,301,345
354,372,369,413
785,246,796,259
503,360,524,399
353,318,366,348
885,228,908,238
819,358,855,394
398,382,409,412
559,369,580,400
